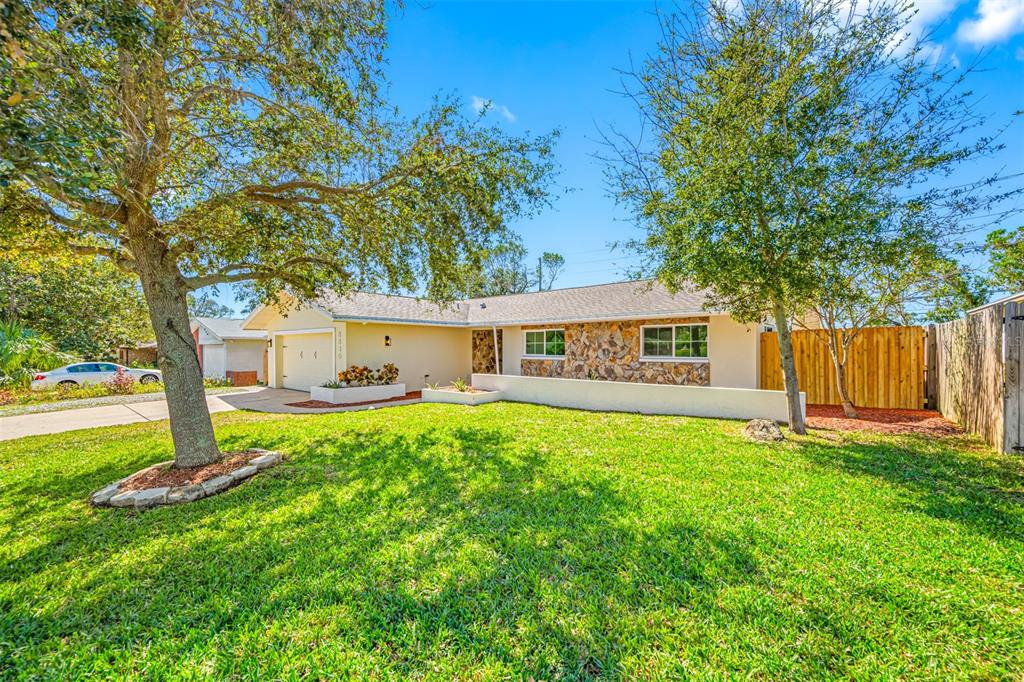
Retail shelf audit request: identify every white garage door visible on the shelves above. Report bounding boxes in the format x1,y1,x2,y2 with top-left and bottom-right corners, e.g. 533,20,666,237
280,333,334,391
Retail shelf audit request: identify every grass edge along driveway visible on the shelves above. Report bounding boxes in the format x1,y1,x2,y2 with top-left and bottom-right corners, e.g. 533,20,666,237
1,402,1021,679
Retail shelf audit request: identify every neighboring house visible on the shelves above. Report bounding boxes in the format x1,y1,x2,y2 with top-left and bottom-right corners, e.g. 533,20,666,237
242,280,765,393
190,317,269,385
117,341,158,366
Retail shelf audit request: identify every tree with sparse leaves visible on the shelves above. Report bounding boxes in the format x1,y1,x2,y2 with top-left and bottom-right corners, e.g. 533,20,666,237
188,291,234,319
466,239,565,297
605,0,1018,433
1,0,556,467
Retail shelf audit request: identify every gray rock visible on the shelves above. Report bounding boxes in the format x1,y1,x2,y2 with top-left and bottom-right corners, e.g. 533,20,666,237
108,490,138,507
743,419,785,443
201,475,234,495
230,465,258,481
250,452,281,469
167,484,206,503
133,487,170,507
91,483,122,506
246,448,273,454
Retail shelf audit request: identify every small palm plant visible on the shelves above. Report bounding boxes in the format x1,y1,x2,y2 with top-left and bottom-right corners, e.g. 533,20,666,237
0,320,75,387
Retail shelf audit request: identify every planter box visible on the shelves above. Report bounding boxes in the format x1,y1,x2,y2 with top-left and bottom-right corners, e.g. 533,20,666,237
422,387,503,406
310,383,406,404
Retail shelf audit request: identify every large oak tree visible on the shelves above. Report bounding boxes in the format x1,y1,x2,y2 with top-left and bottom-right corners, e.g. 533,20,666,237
1,0,555,466
605,0,1017,433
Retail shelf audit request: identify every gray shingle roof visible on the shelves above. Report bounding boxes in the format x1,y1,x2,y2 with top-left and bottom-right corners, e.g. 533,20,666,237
313,280,713,326
193,317,269,340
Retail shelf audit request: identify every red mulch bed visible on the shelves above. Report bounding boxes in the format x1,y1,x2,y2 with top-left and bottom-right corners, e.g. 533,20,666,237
120,451,260,491
806,405,963,436
287,390,422,409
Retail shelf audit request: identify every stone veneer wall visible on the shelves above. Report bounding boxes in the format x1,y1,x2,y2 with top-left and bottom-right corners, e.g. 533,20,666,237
520,317,710,385
472,329,503,374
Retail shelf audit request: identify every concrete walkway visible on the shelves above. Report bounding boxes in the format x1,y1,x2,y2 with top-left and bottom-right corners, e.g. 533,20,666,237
0,387,420,442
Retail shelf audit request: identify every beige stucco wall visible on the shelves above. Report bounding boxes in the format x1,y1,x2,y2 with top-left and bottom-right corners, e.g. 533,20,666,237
346,322,471,389
500,325,523,376
259,306,336,332
707,316,759,389
251,304,344,389
226,339,267,382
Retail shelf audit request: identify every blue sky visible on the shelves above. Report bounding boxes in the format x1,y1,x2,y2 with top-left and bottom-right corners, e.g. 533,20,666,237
212,0,1024,314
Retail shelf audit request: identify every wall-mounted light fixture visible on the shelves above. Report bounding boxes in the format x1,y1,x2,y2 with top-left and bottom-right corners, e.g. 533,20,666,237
384,335,392,347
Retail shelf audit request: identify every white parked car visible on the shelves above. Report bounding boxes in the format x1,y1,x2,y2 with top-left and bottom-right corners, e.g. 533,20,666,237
31,362,162,390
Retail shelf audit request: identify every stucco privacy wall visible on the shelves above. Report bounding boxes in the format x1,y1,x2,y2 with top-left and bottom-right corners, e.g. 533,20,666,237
347,322,472,389
473,373,803,422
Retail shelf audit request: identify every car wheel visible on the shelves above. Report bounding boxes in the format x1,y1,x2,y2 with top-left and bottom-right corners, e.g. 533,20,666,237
57,380,77,388
139,374,160,384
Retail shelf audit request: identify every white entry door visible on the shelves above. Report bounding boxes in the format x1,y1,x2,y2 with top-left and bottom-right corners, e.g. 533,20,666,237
280,333,334,391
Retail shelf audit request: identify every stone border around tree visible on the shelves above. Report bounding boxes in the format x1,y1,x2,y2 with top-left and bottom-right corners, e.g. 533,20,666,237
90,449,283,509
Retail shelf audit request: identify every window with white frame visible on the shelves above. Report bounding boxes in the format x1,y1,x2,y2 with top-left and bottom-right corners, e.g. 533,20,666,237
641,324,708,360
524,329,565,357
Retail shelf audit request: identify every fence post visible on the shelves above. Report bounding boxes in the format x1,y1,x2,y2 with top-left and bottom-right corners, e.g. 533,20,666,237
925,324,938,410
1005,301,1022,454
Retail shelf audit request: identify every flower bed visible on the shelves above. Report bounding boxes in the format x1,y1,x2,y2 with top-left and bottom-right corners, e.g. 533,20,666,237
310,383,406,404
422,386,503,406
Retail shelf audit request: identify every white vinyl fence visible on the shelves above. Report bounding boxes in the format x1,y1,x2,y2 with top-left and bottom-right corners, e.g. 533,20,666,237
471,374,803,422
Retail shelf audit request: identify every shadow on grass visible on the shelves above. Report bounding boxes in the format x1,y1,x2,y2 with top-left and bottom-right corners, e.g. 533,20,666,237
1,421,759,678
797,433,1024,540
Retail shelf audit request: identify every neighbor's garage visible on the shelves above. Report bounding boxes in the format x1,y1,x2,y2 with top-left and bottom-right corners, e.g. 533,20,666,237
278,332,334,391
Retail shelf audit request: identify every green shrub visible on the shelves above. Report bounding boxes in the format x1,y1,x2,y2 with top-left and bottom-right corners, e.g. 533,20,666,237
0,320,75,388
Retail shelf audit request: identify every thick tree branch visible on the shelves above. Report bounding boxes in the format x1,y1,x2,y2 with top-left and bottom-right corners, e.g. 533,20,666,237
32,173,127,224
182,256,350,290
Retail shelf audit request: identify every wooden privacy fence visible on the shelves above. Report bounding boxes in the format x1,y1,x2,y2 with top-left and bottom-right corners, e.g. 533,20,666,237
760,326,926,409
929,299,1022,454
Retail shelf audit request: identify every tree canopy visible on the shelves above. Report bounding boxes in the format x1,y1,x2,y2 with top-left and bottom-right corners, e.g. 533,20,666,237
1,0,557,466
986,226,1024,294
466,239,565,297
605,0,1019,430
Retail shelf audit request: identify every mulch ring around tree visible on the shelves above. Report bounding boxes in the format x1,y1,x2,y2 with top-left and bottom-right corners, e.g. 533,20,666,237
90,449,283,509
806,405,962,437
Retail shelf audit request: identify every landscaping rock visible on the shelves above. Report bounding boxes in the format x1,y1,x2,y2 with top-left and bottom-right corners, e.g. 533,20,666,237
166,484,205,504
201,475,234,495
250,452,282,469
90,482,122,506
230,465,258,481
91,450,282,509
108,490,138,507
743,419,784,443
133,487,170,508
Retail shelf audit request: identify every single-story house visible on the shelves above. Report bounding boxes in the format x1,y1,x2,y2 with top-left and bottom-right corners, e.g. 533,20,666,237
190,317,269,385
117,341,158,366
241,280,768,393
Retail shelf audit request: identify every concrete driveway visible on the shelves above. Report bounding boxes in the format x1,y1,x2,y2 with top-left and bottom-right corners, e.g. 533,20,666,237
0,387,420,441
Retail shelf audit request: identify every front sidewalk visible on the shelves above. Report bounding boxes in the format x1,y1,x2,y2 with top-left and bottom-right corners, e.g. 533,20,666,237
0,387,422,441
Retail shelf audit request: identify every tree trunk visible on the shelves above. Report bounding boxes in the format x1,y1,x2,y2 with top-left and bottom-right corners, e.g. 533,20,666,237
826,332,858,418
135,246,221,468
771,299,807,435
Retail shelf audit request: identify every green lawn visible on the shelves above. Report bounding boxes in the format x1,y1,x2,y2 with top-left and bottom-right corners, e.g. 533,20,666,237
1,404,1022,679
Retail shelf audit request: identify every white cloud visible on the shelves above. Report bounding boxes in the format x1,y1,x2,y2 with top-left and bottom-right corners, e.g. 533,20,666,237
957,0,1024,44
470,95,516,123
